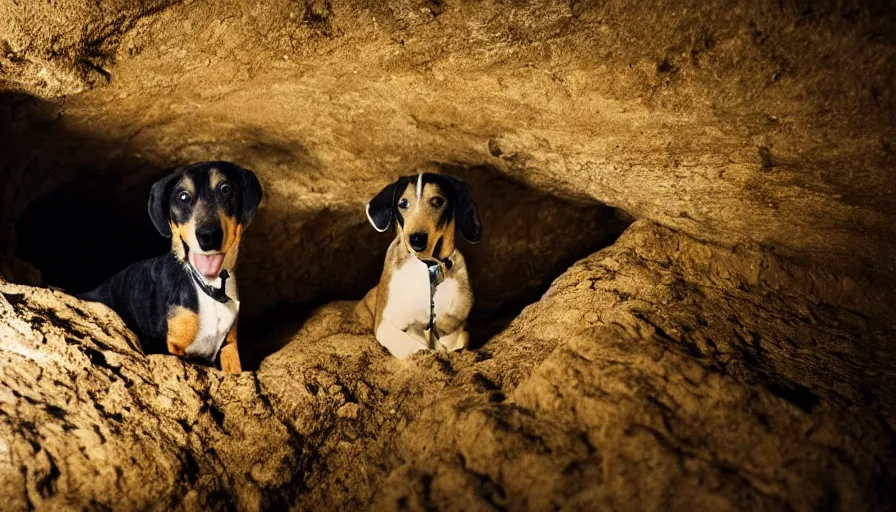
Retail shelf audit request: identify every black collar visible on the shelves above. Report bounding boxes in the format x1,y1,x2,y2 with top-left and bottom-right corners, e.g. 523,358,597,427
189,266,231,304
182,240,232,304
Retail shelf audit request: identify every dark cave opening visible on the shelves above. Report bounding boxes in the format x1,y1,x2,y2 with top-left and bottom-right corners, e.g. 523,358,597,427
15,171,171,294
13,162,633,366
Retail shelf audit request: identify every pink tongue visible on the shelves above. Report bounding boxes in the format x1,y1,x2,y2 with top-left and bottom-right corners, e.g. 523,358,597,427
191,253,224,278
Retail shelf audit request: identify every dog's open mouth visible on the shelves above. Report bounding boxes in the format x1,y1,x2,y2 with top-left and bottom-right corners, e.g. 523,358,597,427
191,253,225,278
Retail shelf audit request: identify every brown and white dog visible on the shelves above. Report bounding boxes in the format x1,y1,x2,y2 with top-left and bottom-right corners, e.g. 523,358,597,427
360,171,482,358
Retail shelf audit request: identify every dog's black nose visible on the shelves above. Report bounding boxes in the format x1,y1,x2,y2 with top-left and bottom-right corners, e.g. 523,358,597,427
409,232,428,252
196,226,224,251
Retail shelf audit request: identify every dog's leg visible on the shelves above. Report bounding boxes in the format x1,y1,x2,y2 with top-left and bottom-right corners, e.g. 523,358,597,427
361,286,378,315
376,322,429,359
353,286,378,330
434,313,467,352
438,329,469,352
219,320,241,374
167,306,199,356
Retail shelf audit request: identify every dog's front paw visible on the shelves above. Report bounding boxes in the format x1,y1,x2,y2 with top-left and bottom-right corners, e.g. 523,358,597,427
438,329,468,352
219,344,242,374
392,341,431,359
377,322,432,359
167,341,187,356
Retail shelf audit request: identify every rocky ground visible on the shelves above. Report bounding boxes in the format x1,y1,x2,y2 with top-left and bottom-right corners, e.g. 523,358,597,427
2,221,893,510
1,0,894,510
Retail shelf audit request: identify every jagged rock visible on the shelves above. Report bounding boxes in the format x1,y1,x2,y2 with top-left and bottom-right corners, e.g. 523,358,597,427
2,222,892,510
0,284,301,510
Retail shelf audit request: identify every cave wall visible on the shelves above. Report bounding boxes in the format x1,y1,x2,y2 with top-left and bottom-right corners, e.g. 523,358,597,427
2,0,895,295
1,0,895,510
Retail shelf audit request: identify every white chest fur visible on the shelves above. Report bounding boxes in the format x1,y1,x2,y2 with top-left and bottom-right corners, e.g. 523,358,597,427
381,257,468,332
185,275,239,361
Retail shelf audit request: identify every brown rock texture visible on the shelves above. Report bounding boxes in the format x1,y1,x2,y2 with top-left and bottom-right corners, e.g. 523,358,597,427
3,221,893,510
0,283,312,510
1,0,894,510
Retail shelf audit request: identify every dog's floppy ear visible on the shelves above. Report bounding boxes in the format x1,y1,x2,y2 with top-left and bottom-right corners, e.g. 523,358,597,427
147,171,182,238
236,166,263,226
444,175,482,243
366,177,408,232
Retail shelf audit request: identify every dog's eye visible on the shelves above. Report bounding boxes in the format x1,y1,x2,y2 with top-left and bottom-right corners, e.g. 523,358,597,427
220,183,233,196
177,191,192,203
430,197,445,208
398,198,409,209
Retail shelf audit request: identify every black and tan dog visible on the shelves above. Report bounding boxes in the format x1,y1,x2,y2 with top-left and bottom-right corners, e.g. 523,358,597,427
79,161,262,373
360,170,481,358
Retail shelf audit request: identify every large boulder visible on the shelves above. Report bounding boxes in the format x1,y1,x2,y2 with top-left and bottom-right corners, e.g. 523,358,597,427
0,283,301,510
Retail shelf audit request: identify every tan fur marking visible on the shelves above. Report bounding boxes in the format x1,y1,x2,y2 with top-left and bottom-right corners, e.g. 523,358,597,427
437,213,456,261
361,286,377,316
169,175,201,259
170,219,196,261
209,168,223,188
167,306,199,355
354,285,378,330
220,215,242,271
181,176,196,194
219,320,241,374
171,223,186,260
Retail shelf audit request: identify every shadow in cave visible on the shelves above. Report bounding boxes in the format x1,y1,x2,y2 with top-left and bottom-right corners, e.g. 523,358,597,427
1,92,174,291
15,173,171,292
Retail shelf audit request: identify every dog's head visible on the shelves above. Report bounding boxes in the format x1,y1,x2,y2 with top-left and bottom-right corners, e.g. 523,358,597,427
148,161,262,278
366,172,481,260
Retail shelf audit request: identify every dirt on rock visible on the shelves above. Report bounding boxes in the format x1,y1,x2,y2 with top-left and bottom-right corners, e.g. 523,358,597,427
1,0,895,510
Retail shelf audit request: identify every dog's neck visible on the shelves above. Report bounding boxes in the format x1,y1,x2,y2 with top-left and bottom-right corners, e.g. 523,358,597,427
189,266,231,303
176,238,235,304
